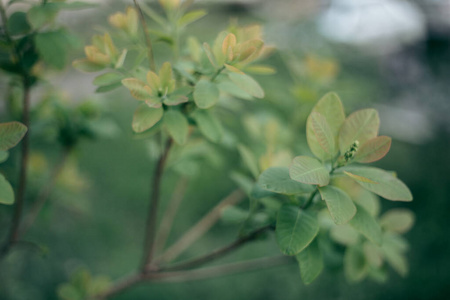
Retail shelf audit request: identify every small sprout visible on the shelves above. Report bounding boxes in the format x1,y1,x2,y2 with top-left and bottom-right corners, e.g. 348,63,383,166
344,140,359,162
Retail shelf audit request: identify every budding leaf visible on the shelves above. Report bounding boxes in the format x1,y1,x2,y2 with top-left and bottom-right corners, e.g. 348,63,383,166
132,104,163,133
258,167,314,195
276,204,319,256
289,156,329,186
296,238,323,284
0,122,27,151
318,186,356,225
342,166,412,201
339,109,379,154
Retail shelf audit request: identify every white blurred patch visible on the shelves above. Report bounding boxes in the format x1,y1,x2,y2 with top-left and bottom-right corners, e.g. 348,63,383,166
318,0,426,54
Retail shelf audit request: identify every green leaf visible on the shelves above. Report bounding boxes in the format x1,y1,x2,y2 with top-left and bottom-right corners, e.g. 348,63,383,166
276,204,319,256
0,174,14,205
221,206,248,224
217,78,253,100
132,104,163,133
7,12,31,35
354,136,391,163
380,209,415,234
339,109,379,154
306,112,335,161
237,144,259,179
27,3,59,29
95,82,122,93
0,121,27,151
258,167,314,195
164,110,189,145
35,30,76,69
363,242,383,268
330,224,359,246
312,92,345,142
177,9,207,27
164,86,192,106
122,78,156,103
349,204,382,245
0,151,9,163
93,72,123,86
289,156,329,186
344,245,368,282
318,186,356,225
192,109,223,143
72,59,104,72
228,72,264,99
342,166,412,201
193,79,219,109
296,238,323,284
382,234,409,276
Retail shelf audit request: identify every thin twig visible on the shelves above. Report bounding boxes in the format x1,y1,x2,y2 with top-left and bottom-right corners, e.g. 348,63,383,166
158,189,246,264
18,147,71,237
133,0,156,72
142,138,173,272
161,224,272,271
154,177,189,255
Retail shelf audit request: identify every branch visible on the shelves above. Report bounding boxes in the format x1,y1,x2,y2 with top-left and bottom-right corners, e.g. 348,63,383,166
133,0,156,72
161,224,272,272
154,177,189,255
19,146,71,237
158,189,246,263
141,138,173,272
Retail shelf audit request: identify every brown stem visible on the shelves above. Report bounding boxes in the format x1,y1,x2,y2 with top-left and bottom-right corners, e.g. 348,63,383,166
4,78,31,252
18,147,71,237
161,224,272,272
158,189,245,264
133,0,156,72
142,138,173,272
154,177,189,255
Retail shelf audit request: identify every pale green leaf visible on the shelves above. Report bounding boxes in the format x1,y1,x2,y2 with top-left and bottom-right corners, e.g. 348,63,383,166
177,9,207,27
72,59,104,72
0,151,9,163
330,224,359,246
237,144,259,179
0,121,27,151
339,109,379,154
296,238,323,284
132,104,163,133
343,166,412,201
289,156,329,186
93,72,123,86
258,167,314,195
164,110,189,145
354,136,391,163
306,112,335,161
349,204,382,245
194,79,219,109
122,78,156,102
276,204,319,256
382,234,409,276
228,72,264,99
312,92,345,143
192,110,223,143
380,209,415,234
344,245,368,282
27,3,59,29
0,174,14,205
318,186,356,225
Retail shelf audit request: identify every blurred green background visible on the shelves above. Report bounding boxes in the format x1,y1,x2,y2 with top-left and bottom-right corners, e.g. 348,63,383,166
1,0,450,299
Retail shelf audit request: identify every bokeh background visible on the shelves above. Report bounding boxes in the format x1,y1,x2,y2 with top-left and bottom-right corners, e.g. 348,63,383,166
1,0,450,299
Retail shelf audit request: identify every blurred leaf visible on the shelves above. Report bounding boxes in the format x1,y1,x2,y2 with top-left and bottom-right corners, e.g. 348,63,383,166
177,9,207,27
296,238,323,284
276,204,319,256
354,136,391,163
93,72,123,86
164,87,191,106
217,78,253,100
349,204,382,245
380,209,415,234
0,151,9,163
192,109,223,143
57,283,82,300
132,104,163,133
306,112,335,161
339,109,379,153
221,206,248,224
7,12,31,35
122,78,155,102
35,30,78,69
363,242,383,268
27,3,59,29
330,224,359,246
244,64,276,75
318,185,356,225
228,72,264,99
258,167,314,195
344,245,368,282
342,166,412,201
382,235,409,276
73,59,104,72
95,82,122,93
0,174,14,205
194,79,219,109
237,144,259,179
164,110,188,145
289,156,329,186
0,121,27,151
